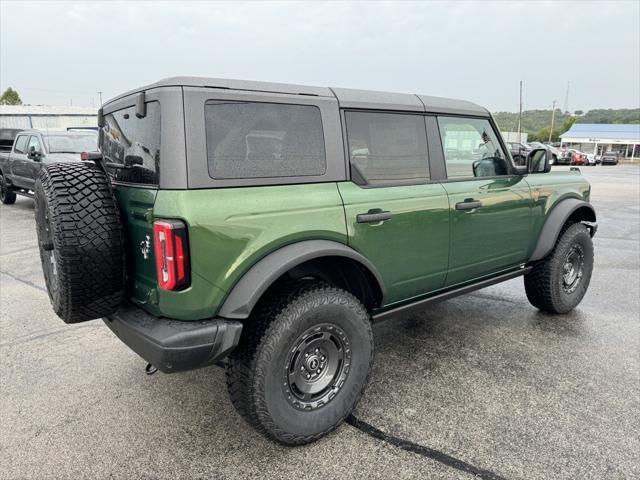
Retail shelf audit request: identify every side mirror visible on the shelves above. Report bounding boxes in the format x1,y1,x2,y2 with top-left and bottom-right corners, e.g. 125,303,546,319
527,148,551,174
28,146,42,161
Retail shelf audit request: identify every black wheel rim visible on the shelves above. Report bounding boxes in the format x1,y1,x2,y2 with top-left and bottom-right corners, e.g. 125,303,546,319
284,323,351,411
562,244,584,294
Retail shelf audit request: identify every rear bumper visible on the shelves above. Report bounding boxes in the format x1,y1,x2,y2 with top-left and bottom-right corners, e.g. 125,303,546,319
104,303,242,373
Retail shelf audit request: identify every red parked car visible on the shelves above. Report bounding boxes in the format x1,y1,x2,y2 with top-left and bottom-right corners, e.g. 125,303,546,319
568,149,586,165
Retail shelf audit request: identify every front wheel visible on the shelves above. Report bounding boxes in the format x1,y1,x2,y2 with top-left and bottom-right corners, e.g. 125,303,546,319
226,281,374,445
525,222,594,314
0,172,16,205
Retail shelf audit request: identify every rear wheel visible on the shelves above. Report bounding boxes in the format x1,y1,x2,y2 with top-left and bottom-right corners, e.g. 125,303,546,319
35,163,125,323
0,172,16,205
525,222,593,314
226,281,374,445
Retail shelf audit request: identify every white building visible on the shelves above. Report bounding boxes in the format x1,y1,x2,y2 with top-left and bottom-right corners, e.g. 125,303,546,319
560,124,640,159
500,131,528,143
0,105,98,131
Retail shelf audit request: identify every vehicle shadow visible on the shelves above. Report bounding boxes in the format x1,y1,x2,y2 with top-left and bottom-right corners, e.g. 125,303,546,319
6,196,34,211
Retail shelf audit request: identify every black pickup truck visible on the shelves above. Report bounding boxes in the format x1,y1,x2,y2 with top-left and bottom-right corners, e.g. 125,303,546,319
0,129,97,203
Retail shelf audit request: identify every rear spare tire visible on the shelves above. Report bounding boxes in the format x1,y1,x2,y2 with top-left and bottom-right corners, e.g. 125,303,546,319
34,163,125,323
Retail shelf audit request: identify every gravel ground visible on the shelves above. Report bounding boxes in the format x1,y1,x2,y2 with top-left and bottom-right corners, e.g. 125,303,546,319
1,165,638,479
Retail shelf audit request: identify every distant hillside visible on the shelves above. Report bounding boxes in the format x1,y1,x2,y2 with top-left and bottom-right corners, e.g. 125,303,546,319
493,108,640,141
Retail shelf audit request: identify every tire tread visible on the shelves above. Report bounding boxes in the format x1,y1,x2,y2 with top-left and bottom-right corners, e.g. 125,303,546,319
525,222,593,314
35,163,125,323
226,281,373,445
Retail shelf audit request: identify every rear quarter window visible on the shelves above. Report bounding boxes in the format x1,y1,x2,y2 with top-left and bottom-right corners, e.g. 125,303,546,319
101,101,161,185
204,100,326,179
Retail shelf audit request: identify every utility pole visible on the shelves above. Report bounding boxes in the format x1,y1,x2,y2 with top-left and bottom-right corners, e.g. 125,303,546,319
518,80,523,144
549,100,557,143
98,91,103,106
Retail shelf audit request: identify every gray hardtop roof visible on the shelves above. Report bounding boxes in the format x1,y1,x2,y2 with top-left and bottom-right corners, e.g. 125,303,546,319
105,76,488,116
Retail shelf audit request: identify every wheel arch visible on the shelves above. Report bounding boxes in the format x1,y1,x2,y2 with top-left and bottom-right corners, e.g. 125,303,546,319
529,198,596,262
217,240,385,320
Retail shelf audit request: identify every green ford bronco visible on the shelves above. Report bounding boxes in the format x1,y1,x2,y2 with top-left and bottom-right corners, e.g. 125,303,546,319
34,77,596,445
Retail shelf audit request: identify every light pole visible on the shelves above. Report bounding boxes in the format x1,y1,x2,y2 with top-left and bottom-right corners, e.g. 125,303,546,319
549,100,557,143
518,80,522,145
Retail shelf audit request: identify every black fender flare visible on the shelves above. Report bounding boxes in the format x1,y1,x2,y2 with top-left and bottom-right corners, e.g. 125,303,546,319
217,240,385,320
529,198,596,262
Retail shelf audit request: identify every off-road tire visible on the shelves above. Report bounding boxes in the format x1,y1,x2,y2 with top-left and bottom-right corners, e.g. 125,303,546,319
525,222,594,314
0,172,16,204
34,163,125,323
226,281,374,445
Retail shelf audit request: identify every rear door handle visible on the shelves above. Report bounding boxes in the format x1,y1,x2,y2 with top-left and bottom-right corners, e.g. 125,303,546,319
357,211,393,223
455,200,482,211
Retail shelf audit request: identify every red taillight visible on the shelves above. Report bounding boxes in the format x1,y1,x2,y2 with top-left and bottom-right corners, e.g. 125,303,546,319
153,219,190,291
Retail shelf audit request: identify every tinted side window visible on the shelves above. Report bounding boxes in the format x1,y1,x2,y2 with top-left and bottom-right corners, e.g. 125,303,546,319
344,111,429,186
438,117,508,178
14,135,28,154
205,101,326,180
101,101,161,185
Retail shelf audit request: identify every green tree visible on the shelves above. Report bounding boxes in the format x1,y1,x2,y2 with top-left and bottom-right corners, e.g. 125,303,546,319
574,110,584,116
493,108,640,137
559,116,577,134
530,127,560,143
0,87,22,105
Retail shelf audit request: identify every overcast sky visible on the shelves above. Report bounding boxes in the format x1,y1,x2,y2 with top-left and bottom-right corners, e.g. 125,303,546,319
1,1,638,112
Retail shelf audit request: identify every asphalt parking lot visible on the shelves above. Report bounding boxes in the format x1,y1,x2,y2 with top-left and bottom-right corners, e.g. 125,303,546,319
1,165,638,480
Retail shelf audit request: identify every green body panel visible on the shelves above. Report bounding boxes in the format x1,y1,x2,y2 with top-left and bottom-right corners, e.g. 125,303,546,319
522,170,591,257
338,182,450,305
442,176,533,285
150,183,347,320
114,169,591,322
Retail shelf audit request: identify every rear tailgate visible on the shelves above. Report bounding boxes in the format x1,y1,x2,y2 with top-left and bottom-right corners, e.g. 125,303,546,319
101,99,162,310
113,185,159,307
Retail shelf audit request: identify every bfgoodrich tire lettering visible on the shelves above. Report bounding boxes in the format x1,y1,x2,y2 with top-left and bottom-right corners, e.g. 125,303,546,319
525,222,594,314
226,281,374,445
34,163,125,323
